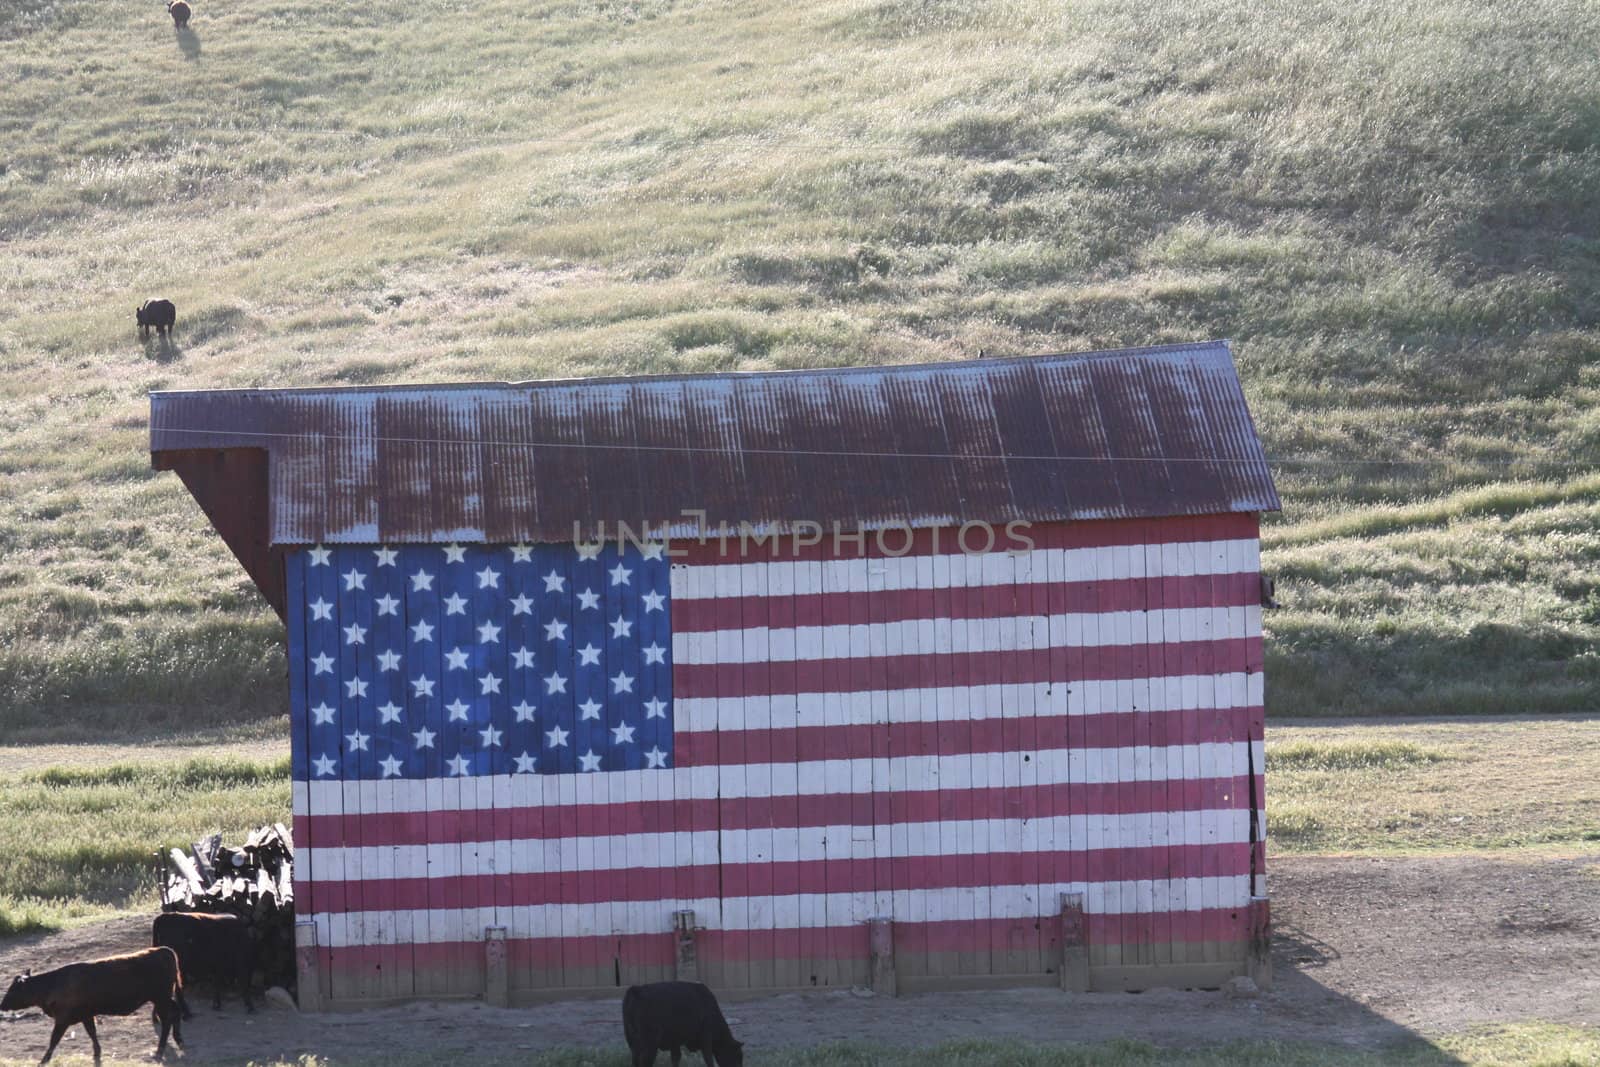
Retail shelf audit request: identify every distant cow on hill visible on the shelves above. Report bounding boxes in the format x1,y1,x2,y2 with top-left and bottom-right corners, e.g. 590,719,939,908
0,947,183,1065
136,299,176,339
152,911,256,1016
622,981,744,1067
167,1,190,28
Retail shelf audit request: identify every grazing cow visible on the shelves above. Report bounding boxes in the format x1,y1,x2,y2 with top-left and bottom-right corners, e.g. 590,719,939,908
136,298,176,339
167,0,190,28
0,947,183,1065
622,981,744,1067
152,911,256,1016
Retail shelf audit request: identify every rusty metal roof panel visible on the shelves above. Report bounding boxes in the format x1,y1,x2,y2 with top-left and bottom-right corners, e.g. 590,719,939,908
149,340,1279,549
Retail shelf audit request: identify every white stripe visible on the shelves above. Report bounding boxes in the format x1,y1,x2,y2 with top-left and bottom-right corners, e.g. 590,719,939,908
299,809,1251,881
302,741,1250,813
672,539,1259,599
317,877,1253,946
670,672,1264,734
673,606,1261,664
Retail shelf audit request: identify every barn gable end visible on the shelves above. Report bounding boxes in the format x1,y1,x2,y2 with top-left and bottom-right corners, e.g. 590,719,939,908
152,341,1276,1005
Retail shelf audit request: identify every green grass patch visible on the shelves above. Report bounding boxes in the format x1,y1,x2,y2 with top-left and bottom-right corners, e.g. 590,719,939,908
1267,740,1447,772
0,756,290,931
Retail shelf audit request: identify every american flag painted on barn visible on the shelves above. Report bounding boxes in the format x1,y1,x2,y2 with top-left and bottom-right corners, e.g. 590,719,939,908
289,513,1267,999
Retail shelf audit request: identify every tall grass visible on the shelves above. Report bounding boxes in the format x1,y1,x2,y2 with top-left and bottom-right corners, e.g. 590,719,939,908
1,0,1598,727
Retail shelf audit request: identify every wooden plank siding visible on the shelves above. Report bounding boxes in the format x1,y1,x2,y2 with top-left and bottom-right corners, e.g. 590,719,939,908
288,513,1267,1002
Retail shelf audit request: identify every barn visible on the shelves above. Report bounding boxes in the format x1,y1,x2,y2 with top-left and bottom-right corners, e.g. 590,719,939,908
149,339,1278,1008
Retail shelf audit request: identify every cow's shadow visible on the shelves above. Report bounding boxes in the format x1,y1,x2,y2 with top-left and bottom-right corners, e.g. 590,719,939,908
176,26,201,61
142,335,184,363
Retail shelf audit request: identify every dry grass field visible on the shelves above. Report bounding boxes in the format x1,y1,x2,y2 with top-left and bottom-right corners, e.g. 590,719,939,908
3,0,1600,735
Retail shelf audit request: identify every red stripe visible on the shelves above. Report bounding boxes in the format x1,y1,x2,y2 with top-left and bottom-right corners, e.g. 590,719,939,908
674,706,1258,767
303,844,1251,912
674,571,1260,632
670,514,1261,566
674,637,1258,698
321,907,1253,976
299,777,1251,851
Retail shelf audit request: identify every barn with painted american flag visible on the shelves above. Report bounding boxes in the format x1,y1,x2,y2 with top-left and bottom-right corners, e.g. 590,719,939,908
149,339,1278,1007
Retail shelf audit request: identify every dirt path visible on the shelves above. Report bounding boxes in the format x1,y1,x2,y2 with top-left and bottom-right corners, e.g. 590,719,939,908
2,852,1596,1064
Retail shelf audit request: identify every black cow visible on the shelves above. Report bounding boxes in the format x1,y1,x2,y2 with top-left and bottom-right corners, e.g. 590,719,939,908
136,299,176,339
0,947,183,1065
151,911,256,1016
622,981,744,1067
167,1,191,28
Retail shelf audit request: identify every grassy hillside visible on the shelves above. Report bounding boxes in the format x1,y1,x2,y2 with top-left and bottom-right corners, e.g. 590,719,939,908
3,0,1598,736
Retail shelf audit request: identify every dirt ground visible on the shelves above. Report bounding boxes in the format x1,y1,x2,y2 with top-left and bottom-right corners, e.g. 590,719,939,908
2,852,1596,1063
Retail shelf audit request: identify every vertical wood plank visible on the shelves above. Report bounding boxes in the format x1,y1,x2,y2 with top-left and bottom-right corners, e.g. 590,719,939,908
794,547,825,988
743,549,775,992
716,551,750,992
1143,525,1172,971
768,552,799,990
402,545,444,996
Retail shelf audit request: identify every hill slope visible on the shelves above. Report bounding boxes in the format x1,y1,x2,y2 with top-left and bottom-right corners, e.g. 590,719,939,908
3,0,1598,736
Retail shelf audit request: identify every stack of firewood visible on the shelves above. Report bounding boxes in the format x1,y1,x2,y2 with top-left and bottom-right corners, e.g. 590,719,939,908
158,823,296,992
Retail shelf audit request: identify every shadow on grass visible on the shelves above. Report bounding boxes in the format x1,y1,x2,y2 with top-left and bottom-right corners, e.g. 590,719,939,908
142,334,183,363
176,26,201,61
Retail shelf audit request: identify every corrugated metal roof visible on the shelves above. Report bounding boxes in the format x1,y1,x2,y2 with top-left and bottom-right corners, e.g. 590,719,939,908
150,341,1278,555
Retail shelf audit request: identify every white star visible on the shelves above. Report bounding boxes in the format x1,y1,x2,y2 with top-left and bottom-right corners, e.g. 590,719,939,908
311,702,336,725
446,699,470,721
544,671,568,694
445,647,470,670
447,754,471,776
346,729,369,752
513,751,537,773
412,726,436,749
477,621,501,644
577,588,600,611
644,746,668,769
311,652,335,675
477,566,501,589
609,614,633,639
443,543,467,563
380,755,404,778
511,647,536,669
343,623,366,645
344,677,368,698
608,562,632,587
611,671,634,694
643,697,668,719
544,618,569,642
411,675,435,697
479,673,502,695
579,698,602,721
641,589,666,613
611,721,636,745
374,547,399,566
342,569,366,591
545,724,569,748
579,749,602,772
577,643,602,666
411,570,434,592
479,725,503,748
575,542,602,560
377,649,402,672
643,643,666,665
510,594,534,616
308,545,332,566
542,570,566,593
411,619,434,642
510,544,534,563
641,542,666,560
309,598,333,621
512,700,538,722
375,594,400,616
443,593,468,615
313,753,337,776
377,701,403,724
